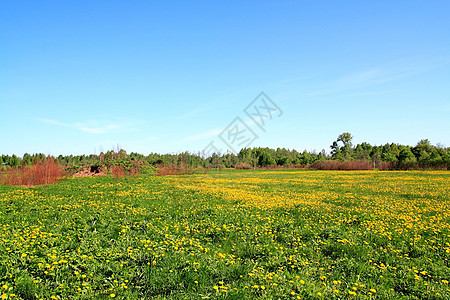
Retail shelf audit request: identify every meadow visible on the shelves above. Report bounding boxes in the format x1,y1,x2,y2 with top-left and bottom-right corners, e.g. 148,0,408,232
0,170,449,299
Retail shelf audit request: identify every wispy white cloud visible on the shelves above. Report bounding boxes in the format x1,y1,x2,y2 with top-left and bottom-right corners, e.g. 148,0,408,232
305,57,450,99
181,128,223,142
38,118,131,134
341,90,398,97
334,57,450,90
173,108,206,120
76,124,124,134
333,67,420,89
180,115,263,144
305,58,450,98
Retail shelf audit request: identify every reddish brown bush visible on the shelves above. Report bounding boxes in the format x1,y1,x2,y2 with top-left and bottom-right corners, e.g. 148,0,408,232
110,165,125,178
234,163,307,170
291,164,307,169
155,164,206,176
310,159,373,170
109,163,142,178
0,157,65,186
129,165,141,177
235,163,253,169
310,160,341,170
376,161,394,170
341,160,373,170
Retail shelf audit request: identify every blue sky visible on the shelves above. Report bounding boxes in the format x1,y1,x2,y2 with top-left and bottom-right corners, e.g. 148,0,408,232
1,1,449,156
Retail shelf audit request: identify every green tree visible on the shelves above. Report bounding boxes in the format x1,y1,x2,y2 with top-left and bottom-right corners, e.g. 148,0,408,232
398,148,417,168
382,152,398,164
331,132,353,160
330,141,341,157
9,154,21,167
338,132,353,158
238,148,253,165
428,150,443,167
22,153,33,166
412,139,433,158
417,150,430,168
381,143,399,164
276,155,292,166
298,150,312,165
370,146,381,168
258,151,276,167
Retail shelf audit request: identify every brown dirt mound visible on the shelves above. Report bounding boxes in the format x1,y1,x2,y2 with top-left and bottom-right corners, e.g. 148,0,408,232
73,165,107,177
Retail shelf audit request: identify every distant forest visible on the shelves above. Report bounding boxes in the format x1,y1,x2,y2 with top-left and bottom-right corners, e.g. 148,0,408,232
2,133,449,170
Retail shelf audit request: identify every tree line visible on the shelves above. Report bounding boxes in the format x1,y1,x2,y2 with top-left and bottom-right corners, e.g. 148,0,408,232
1,133,449,170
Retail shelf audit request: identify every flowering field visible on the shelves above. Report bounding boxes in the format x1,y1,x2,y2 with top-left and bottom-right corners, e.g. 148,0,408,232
0,170,449,299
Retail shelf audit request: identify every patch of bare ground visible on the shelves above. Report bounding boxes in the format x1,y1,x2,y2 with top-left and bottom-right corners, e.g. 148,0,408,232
73,165,107,177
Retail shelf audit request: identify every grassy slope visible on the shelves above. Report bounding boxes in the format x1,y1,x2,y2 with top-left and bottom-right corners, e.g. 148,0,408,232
0,170,449,299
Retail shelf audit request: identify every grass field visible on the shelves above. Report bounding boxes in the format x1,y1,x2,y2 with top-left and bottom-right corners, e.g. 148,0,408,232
1,170,449,299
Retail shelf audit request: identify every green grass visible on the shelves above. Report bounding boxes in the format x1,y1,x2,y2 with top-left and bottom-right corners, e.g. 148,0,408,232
0,170,449,299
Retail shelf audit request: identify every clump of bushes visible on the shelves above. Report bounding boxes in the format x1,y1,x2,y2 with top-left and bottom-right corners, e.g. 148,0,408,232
155,164,207,176
0,157,65,186
311,159,378,171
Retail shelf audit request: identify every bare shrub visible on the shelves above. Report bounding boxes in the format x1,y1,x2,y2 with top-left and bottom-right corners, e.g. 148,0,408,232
155,164,204,176
235,163,253,169
110,165,125,178
0,157,65,186
311,159,373,170
376,161,395,170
